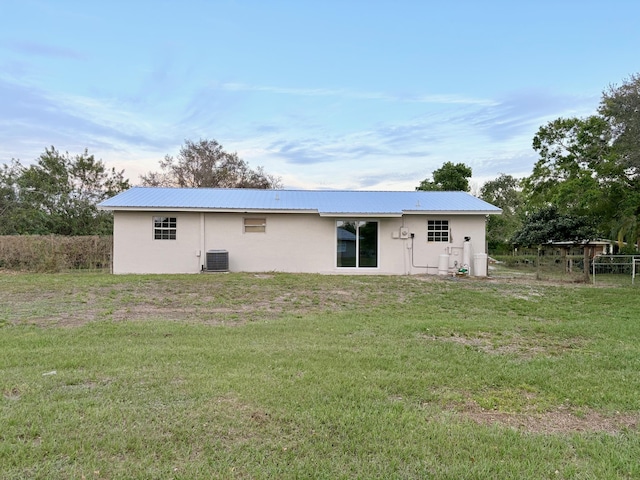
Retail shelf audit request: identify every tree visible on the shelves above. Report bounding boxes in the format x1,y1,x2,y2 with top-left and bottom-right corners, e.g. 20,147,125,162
416,161,472,191
524,116,616,216
0,147,130,235
0,160,22,234
480,174,523,252
524,79,640,249
140,138,282,189
600,73,640,174
511,205,598,247
521,114,634,250
519,74,640,252
599,74,640,250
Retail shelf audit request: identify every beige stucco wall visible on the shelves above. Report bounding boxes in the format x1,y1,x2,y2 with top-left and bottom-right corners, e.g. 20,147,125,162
401,214,488,275
112,211,488,275
113,211,202,274
203,212,334,273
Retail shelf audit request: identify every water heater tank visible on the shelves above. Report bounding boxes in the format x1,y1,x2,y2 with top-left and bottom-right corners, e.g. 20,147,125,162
463,239,472,273
438,254,450,276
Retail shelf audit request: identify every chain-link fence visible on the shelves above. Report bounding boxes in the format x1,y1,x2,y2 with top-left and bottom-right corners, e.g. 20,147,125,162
491,253,640,286
491,254,590,282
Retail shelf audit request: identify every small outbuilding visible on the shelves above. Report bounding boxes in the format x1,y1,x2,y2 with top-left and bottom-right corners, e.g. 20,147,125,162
98,187,501,275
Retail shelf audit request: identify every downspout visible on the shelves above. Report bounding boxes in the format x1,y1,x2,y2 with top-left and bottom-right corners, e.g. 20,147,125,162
200,212,205,271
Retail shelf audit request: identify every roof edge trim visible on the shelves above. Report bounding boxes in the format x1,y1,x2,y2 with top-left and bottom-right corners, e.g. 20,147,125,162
100,206,320,214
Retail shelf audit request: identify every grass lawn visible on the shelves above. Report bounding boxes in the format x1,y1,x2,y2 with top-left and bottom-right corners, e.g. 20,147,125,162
1,271,639,479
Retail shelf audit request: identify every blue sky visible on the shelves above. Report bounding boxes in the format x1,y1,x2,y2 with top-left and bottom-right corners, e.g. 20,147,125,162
1,0,638,190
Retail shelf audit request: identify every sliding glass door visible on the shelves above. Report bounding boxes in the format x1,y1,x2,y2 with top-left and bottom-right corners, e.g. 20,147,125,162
337,220,378,268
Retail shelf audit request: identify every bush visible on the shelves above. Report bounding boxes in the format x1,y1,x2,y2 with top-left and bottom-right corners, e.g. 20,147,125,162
0,235,112,272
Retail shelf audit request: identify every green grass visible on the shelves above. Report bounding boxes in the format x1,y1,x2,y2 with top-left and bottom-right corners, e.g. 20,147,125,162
1,272,639,479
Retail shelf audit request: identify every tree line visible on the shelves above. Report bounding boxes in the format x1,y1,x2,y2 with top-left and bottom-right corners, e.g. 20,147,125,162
2,74,639,249
1,148,130,236
0,140,280,236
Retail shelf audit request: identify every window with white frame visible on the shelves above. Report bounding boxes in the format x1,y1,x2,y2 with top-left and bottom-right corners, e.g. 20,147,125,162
244,217,266,233
427,219,449,242
153,217,176,240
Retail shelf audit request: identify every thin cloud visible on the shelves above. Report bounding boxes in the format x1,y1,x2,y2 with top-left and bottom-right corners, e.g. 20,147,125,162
370,122,445,148
267,128,433,166
8,41,87,60
355,170,427,189
268,139,335,165
452,89,600,141
217,82,496,106
473,151,539,178
0,79,171,163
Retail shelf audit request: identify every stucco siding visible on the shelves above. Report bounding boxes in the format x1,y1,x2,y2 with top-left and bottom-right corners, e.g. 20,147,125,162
403,214,487,274
112,211,487,275
113,211,202,274
203,213,335,273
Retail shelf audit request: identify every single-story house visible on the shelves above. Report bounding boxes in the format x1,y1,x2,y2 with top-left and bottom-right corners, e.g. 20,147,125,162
98,187,501,275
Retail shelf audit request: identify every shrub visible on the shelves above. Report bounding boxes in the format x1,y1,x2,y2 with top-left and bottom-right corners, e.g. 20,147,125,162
0,235,112,272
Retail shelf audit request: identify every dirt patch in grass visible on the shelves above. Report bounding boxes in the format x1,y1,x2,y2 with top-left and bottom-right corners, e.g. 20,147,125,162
422,333,587,358
422,387,640,434
2,273,409,328
452,400,638,435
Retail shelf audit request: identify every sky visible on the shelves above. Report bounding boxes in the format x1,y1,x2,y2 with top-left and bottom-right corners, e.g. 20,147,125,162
1,0,639,191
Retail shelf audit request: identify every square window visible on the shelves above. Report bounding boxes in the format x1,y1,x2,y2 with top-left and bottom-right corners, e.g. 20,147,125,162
427,220,449,242
153,217,176,240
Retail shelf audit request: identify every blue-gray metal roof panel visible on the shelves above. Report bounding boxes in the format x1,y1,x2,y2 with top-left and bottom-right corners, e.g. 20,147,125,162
99,187,501,214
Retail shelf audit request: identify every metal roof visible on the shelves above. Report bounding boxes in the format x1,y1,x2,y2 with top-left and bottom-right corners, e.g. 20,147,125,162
98,187,502,216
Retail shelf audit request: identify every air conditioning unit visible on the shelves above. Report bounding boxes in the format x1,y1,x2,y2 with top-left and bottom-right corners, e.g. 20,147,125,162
205,250,229,272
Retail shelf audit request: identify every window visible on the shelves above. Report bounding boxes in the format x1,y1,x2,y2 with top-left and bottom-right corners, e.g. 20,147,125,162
427,219,449,242
154,217,176,240
244,217,266,233
337,220,378,268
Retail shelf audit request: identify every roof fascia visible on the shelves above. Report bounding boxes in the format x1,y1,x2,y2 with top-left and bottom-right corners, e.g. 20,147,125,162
318,212,402,218
402,210,502,215
99,207,319,214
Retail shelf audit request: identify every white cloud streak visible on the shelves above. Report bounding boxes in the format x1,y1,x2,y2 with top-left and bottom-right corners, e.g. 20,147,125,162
217,82,497,106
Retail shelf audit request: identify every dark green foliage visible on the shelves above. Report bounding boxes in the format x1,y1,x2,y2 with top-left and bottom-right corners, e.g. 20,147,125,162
0,160,22,234
416,161,472,191
600,73,640,173
511,205,598,246
520,75,640,251
524,115,622,226
0,147,130,235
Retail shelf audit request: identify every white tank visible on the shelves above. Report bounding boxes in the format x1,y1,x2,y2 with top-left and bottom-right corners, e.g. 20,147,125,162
462,240,472,274
438,254,450,276
473,253,488,277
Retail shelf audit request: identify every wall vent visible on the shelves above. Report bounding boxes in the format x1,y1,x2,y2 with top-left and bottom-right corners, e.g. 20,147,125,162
205,250,229,272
